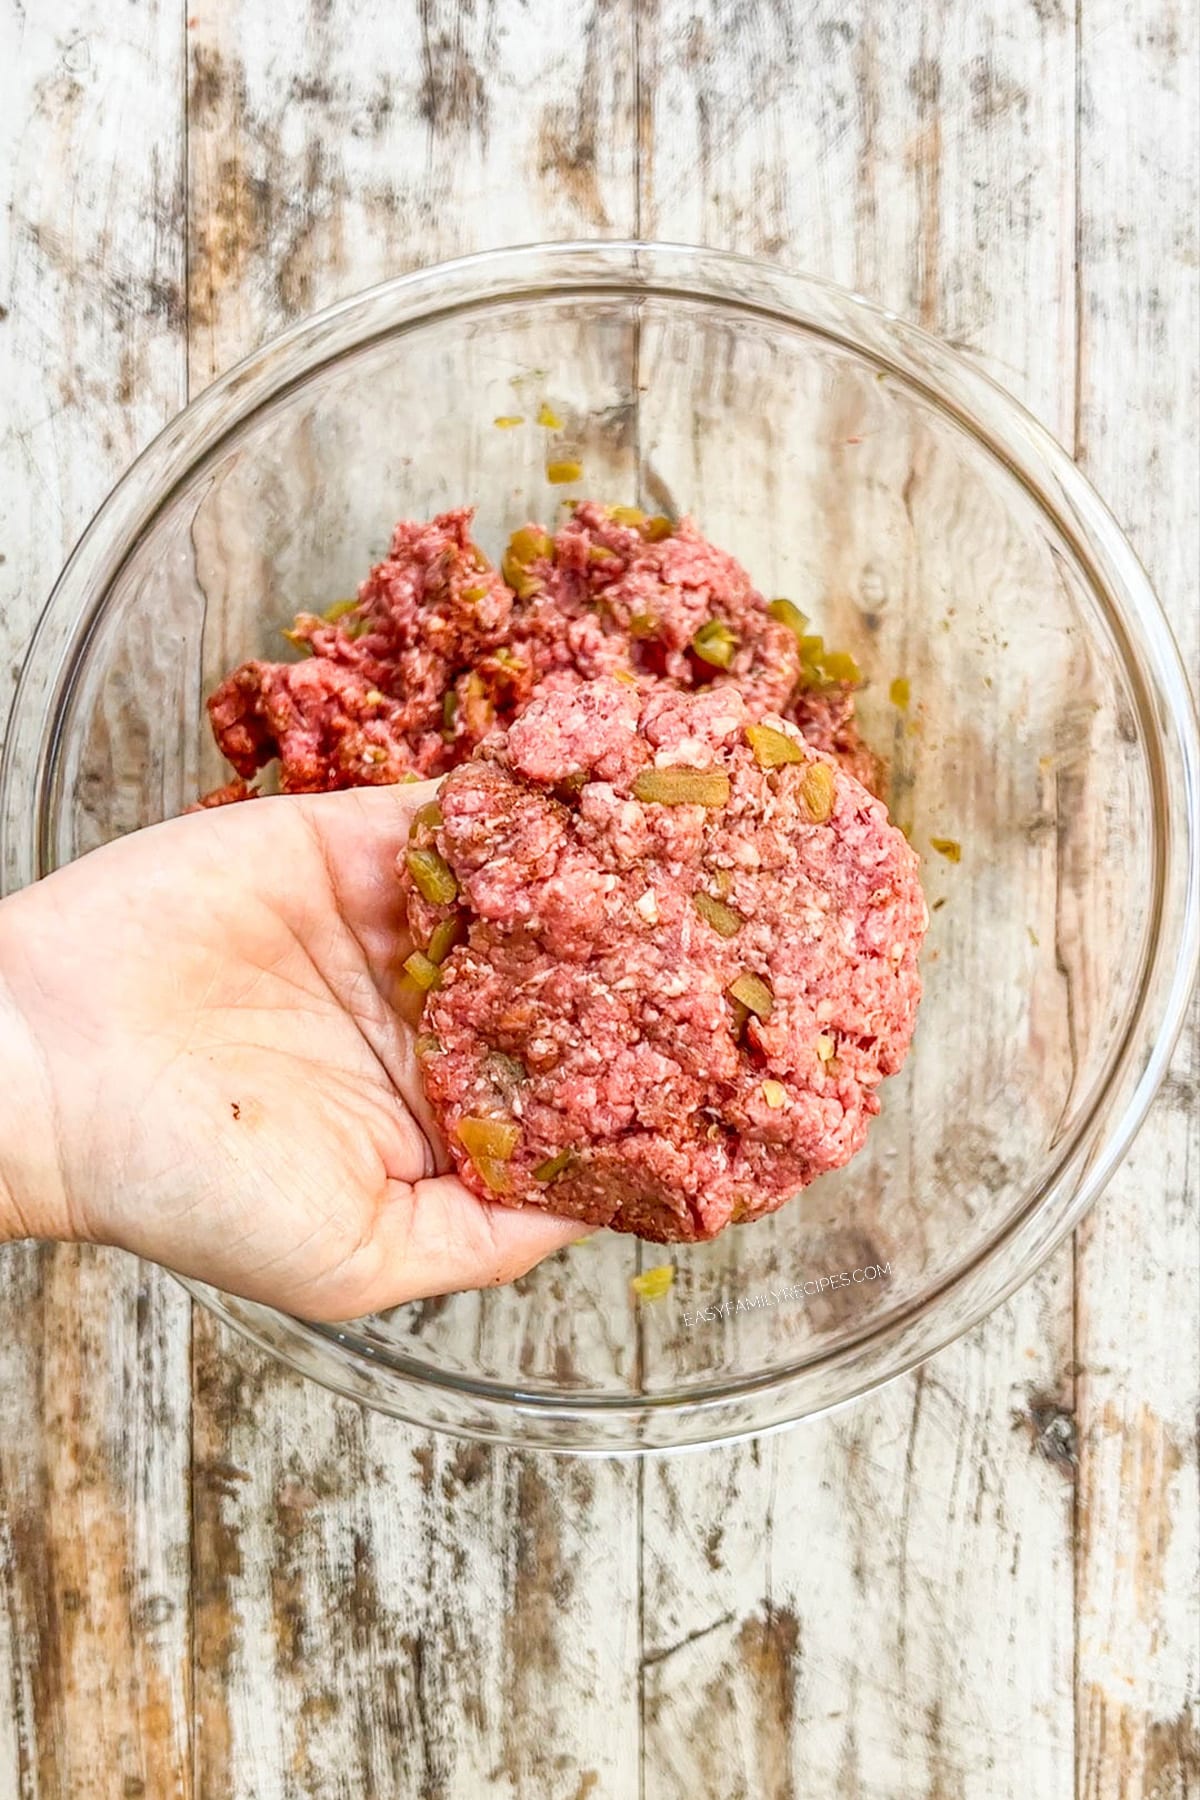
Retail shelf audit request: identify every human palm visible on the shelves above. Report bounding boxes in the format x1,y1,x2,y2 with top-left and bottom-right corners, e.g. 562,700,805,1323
0,784,583,1318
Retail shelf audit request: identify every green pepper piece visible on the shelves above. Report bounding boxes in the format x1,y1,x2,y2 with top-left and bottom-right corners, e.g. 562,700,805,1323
406,847,459,906
472,1156,513,1195
693,891,744,938
322,598,360,624
456,1116,521,1160
800,762,836,824
409,801,443,841
533,1148,575,1184
820,649,862,684
631,1265,674,1300
727,971,774,1020
745,723,805,768
403,950,441,992
632,766,731,807
426,912,467,965
502,527,553,598
691,619,738,669
767,597,809,640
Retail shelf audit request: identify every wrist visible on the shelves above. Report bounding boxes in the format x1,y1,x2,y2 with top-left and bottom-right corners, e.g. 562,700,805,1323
0,922,74,1245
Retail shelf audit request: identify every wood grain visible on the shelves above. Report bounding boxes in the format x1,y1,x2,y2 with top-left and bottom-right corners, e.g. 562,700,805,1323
0,2,1195,1797
1074,3,1200,1796
0,5,192,1798
637,6,1080,1793
186,5,643,1797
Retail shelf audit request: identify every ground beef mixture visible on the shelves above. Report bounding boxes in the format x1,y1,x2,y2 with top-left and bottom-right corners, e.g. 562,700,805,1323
191,776,260,810
206,509,517,791
204,503,882,798
398,677,925,1242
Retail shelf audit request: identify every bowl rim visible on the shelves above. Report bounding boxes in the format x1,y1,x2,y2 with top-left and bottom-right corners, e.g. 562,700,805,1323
4,239,1197,1452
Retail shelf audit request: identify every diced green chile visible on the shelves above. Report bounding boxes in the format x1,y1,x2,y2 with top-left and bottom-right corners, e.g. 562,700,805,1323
728,971,774,1019
745,723,804,768
323,598,359,623
403,950,441,992
767,597,809,639
691,619,738,669
406,846,458,906
800,762,836,824
533,1148,575,1183
820,649,861,683
409,801,443,840
693,891,744,938
457,1116,521,1160
472,1156,513,1195
426,912,467,964
632,766,731,807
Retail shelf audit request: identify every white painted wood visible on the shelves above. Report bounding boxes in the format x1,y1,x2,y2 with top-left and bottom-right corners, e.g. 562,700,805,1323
639,4,1080,1794
0,2,1194,1796
186,5,643,1797
0,4,193,1797
1074,4,1200,1795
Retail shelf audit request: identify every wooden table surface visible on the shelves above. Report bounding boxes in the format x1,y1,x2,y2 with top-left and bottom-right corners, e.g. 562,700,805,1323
1,4,1197,1796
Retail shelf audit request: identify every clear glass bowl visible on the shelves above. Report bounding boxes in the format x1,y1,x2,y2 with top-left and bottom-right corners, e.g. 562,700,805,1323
3,243,1196,1452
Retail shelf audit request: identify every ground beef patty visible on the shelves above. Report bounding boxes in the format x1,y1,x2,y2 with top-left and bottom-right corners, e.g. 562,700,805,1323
204,503,882,798
399,676,925,1241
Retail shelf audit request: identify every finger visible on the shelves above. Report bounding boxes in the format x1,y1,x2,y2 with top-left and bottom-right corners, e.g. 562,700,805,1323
306,1174,591,1320
290,780,444,971
297,778,444,867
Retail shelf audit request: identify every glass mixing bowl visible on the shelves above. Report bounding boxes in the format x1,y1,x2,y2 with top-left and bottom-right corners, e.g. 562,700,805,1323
3,243,1196,1451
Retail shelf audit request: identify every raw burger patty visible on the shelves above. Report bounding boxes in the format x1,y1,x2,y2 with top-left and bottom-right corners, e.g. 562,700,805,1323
399,676,926,1242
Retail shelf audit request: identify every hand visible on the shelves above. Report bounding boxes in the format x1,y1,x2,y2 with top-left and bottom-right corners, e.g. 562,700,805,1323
0,786,585,1319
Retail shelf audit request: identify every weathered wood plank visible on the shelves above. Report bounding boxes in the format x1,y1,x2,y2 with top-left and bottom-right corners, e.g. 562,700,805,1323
638,5,1079,1794
186,4,642,1796
1074,4,1200,1795
187,0,637,387
0,7,192,1793
0,2,1194,1795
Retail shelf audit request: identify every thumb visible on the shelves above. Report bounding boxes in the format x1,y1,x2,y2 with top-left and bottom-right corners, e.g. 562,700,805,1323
300,1173,591,1320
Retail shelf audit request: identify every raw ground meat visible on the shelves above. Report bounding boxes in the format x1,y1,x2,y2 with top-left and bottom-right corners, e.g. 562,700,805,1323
188,776,260,809
508,502,800,716
790,686,884,795
203,503,883,798
206,509,516,791
399,676,925,1242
